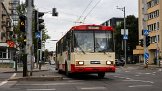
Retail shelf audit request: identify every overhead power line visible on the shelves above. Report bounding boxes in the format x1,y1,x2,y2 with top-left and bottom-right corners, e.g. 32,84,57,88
82,0,102,23
76,0,94,23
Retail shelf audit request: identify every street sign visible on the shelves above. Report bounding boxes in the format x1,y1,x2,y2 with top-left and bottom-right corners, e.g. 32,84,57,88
143,30,149,36
35,32,41,39
123,35,128,40
144,52,149,59
121,29,128,35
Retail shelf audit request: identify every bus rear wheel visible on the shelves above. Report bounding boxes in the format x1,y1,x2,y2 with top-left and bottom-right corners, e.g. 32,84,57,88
98,72,105,78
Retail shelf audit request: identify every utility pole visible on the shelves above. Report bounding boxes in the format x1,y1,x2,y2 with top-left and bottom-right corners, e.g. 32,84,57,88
26,0,34,76
143,0,149,68
123,7,127,66
117,6,127,65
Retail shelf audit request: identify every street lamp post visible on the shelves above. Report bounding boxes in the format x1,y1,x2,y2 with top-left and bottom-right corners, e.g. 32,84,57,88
117,6,127,65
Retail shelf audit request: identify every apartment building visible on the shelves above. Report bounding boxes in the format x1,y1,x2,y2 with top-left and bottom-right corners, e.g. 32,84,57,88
133,0,160,64
0,0,19,64
10,0,20,26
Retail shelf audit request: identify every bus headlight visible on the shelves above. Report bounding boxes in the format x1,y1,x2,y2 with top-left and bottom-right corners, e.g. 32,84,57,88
76,61,84,65
106,61,111,65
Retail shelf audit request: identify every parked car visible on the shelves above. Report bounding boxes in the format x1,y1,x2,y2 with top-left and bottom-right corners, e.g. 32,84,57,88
115,59,125,66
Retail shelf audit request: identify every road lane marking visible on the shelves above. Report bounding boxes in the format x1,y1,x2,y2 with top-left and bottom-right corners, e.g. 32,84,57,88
0,81,8,86
114,76,126,79
80,87,106,90
16,82,83,86
114,76,119,77
138,72,154,75
125,71,130,72
63,78,72,80
118,77,126,79
10,73,16,79
135,75,140,76
145,73,151,74
123,79,154,84
128,85,152,88
27,89,56,91
0,73,16,86
125,78,132,80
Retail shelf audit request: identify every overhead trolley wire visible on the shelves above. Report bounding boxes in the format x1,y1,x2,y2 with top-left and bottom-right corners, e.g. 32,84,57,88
82,0,102,23
76,0,94,23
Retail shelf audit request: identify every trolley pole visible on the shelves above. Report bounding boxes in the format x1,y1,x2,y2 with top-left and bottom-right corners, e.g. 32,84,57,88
26,0,34,76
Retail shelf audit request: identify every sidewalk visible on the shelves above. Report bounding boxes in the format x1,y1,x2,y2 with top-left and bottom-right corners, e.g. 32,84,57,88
125,63,162,70
7,64,63,81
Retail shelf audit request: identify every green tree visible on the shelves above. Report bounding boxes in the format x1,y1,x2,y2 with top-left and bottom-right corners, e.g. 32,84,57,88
15,2,50,46
115,15,138,61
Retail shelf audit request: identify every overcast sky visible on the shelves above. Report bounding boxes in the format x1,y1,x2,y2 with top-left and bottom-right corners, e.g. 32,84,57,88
21,0,138,51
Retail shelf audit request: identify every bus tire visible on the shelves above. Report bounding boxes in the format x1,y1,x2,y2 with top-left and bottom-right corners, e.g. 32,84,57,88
58,70,62,74
98,72,105,78
65,62,69,76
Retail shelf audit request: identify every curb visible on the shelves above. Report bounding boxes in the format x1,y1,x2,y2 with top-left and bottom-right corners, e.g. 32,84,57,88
8,76,63,81
3,69,48,73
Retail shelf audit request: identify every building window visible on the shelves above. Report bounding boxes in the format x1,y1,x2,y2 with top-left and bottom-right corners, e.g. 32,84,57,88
0,48,7,59
148,22,158,31
147,0,159,9
157,22,159,30
148,10,159,20
116,21,122,26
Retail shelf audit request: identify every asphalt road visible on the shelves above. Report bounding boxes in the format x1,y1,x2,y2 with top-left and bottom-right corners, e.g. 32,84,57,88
1,65,162,91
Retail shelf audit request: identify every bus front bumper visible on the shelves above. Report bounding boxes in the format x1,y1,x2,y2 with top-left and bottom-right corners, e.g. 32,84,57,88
71,65,115,73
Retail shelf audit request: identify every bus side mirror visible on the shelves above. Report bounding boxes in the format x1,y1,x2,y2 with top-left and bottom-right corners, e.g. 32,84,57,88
66,32,71,40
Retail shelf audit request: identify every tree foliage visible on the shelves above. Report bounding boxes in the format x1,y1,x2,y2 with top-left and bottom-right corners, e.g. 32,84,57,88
15,2,50,46
115,15,138,59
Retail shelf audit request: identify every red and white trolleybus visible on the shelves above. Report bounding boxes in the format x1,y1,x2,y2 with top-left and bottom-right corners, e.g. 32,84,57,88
55,24,115,78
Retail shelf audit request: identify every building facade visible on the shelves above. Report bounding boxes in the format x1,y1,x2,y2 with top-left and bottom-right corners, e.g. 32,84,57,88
0,0,20,64
10,0,20,26
101,17,123,28
134,0,160,64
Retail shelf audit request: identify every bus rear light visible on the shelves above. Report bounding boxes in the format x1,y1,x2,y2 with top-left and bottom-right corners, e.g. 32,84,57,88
76,61,84,66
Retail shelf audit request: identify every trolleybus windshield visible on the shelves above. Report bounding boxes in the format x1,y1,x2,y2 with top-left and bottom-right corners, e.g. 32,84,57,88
74,30,113,53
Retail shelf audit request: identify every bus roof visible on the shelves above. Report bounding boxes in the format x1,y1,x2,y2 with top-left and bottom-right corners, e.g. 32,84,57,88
71,24,113,31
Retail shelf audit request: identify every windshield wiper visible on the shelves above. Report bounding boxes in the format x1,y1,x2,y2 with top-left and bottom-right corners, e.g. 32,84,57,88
77,45,85,54
98,49,106,54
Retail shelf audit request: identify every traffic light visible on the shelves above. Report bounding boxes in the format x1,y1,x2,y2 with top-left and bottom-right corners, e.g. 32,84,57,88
146,36,150,47
23,36,27,46
38,12,44,31
38,39,41,49
34,10,38,32
52,8,58,16
127,43,130,51
19,15,26,32
139,39,143,47
34,10,45,32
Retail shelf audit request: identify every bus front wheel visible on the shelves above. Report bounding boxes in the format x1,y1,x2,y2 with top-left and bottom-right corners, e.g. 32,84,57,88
98,72,105,78
65,62,69,76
